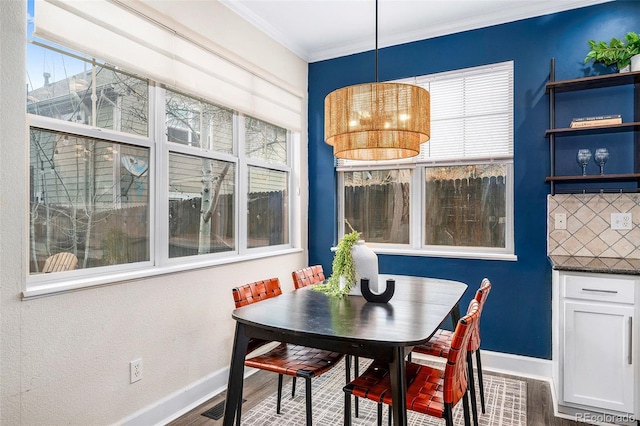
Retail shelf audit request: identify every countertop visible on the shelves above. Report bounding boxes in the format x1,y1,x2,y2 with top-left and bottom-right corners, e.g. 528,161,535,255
549,255,640,276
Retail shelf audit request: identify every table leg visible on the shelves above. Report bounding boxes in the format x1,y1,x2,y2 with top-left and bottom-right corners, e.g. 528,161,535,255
451,302,462,326
389,346,407,426
223,323,249,426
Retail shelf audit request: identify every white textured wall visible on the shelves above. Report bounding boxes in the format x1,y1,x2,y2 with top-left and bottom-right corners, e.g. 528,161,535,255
0,1,309,424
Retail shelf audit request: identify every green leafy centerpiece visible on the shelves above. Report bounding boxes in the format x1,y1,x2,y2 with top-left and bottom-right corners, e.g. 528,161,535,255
313,230,361,297
584,32,640,71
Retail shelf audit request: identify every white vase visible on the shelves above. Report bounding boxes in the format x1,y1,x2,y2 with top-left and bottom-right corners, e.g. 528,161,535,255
631,54,640,72
350,240,379,295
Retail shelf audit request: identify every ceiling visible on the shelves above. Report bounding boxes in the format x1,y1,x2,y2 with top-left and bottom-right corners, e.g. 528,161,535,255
220,0,612,62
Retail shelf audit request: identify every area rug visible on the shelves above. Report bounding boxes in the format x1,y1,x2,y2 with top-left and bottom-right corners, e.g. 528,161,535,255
238,358,526,425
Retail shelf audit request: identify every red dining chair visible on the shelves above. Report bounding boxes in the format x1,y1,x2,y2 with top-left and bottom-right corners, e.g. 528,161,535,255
291,265,362,417
412,278,492,419
292,265,325,289
232,278,345,426
343,299,480,426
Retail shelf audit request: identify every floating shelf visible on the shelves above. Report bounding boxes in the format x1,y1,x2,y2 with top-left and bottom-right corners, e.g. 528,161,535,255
546,59,640,195
545,173,640,183
546,70,640,93
545,122,640,137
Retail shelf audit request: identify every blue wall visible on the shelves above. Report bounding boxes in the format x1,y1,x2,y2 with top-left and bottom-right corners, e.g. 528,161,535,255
307,1,640,359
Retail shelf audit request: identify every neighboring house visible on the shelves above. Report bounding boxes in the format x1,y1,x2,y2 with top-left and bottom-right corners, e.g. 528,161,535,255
27,67,150,270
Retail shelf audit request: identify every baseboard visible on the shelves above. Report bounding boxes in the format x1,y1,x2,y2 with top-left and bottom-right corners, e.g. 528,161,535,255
117,367,258,426
476,349,552,380
412,349,552,381
122,350,552,425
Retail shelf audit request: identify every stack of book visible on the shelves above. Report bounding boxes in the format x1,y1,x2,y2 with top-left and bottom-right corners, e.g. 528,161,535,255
570,114,622,128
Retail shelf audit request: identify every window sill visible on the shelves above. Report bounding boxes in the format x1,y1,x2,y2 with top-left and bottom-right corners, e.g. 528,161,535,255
23,247,303,300
371,246,518,262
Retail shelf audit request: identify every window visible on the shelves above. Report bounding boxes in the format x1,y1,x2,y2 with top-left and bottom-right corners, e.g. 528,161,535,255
338,62,514,260
27,42,295,287
165,89,233,153
168,153,235,257
165,89,237,259
244,117,290,249
28,41,152,275
29,128,150,272
343,169,411,244
424,165,507,248
27,42,149,137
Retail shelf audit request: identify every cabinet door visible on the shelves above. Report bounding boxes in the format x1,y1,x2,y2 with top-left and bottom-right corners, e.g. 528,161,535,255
563,301,634,413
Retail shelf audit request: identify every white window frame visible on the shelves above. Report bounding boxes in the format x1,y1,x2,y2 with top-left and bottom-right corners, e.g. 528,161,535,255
337,62,516,261
25,54,299,298
237,114,294,256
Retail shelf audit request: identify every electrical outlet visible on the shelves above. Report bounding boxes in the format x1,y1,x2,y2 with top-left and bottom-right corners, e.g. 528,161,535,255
554,213,567,230
611,212,632,230
130,358,142,383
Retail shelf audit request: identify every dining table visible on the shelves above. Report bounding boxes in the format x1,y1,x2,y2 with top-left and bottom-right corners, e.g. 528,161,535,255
222,274,468,426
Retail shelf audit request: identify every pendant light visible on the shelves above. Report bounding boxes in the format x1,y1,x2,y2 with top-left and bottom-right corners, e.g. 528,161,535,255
324,0,430,161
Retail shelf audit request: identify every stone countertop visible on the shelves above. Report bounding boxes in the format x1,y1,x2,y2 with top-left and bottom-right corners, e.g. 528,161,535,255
549,255,640,276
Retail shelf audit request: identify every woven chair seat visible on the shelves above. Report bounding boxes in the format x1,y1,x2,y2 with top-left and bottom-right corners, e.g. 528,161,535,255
245,342,344,379
344,299,480,426
347,361,451,419
414,323,482,359
232,277,347,426
412,278,491,425
413,329,454,358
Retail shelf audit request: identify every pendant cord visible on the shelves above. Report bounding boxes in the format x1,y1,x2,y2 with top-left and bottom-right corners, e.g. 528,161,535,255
375,0,379,83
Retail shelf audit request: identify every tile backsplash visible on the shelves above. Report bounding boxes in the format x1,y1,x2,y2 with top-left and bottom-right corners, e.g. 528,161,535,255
548,193,640,259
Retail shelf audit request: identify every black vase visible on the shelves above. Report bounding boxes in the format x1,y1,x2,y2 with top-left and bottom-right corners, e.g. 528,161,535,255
360,278,395,303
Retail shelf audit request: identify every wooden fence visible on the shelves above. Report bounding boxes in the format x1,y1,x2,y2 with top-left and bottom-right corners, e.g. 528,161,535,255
345,176,506,247
30,204,149,272
31,190,289,270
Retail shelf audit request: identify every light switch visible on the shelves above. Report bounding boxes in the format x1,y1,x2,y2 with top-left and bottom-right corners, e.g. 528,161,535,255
555,213,567,230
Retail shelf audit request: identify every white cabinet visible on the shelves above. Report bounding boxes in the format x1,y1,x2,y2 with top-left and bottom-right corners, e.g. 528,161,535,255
563,301,634,412
553,270,638,417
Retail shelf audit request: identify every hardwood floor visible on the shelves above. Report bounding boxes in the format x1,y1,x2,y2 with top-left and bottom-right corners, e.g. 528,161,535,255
168,370,585,426
524,377,582,425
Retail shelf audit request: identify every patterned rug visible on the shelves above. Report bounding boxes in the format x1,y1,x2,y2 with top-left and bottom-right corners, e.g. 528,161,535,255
239,358,526,425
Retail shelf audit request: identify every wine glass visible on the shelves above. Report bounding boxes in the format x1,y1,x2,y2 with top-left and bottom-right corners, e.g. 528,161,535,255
594,148,609,175
576,149,592,176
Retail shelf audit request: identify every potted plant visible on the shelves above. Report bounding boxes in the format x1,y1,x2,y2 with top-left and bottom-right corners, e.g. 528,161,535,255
314,223,379,297
314,230,361,297
584,32,640,72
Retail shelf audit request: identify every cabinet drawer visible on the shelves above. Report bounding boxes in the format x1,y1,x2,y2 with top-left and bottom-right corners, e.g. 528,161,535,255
563,274,636,304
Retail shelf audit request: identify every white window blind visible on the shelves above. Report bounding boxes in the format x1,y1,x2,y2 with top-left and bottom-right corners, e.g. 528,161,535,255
417,61,513,161
337,61,513,169
33,0,303,131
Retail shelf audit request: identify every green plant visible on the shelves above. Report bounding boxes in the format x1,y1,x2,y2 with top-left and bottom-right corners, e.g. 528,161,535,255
584,32,640,70
314,230,361,297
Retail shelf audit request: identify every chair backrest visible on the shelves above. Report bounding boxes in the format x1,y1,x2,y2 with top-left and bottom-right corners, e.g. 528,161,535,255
468,278,492,351
292,265,325,289
232,278,282,308
443,299,480,405
42,252,78,273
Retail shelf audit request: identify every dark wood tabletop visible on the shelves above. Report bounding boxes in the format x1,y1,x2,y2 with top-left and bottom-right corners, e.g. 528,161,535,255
223,274,468,426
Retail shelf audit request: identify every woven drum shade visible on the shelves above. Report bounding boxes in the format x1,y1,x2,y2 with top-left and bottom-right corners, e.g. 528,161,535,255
325,82,430,161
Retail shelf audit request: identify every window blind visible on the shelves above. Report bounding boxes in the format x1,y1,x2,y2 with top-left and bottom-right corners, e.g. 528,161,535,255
33,0,303,131
337,61,513,168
